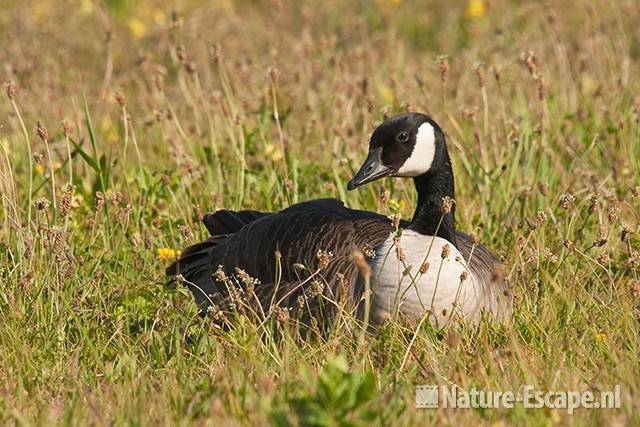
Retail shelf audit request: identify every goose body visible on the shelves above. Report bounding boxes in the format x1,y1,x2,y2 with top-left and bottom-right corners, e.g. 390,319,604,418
168,113,512,326
371,231,478,325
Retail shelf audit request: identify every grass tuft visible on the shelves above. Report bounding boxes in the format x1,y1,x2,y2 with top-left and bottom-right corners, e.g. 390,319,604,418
0,0,639,424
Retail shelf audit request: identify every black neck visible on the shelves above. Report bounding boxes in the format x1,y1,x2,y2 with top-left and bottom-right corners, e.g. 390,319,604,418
408,160,457,246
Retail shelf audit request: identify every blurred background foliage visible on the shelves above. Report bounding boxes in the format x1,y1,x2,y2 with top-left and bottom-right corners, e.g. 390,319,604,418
1,0,639,424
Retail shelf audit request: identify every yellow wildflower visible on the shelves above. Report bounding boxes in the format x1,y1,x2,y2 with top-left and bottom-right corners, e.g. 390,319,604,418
388,198,401,212
99,117,119,144
595,331,607,343
264,143,283,162
127,17,147,39
157,247,181,261
376,82,394,105
218,0,235,14
32,2,52,23
79,0,94,15
387,198,409,213
465,0,486,19
152,10,167,26
35,164,45,174
377,0,402,6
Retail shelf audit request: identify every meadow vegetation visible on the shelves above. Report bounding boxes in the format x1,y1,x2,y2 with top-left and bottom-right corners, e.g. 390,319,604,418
1,0,639,424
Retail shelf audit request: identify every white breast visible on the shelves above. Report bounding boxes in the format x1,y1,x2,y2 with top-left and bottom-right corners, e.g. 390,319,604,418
369,230,482,326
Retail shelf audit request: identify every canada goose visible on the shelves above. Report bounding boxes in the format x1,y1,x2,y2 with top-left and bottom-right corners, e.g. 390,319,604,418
167,112,511,327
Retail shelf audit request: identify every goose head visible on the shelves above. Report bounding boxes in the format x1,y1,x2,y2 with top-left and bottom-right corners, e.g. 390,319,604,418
347,112,447,190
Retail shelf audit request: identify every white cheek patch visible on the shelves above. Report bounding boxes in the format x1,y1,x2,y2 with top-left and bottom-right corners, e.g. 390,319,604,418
395,122,436,177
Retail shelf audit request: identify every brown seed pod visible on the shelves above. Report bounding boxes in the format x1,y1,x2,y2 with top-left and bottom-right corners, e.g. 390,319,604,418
441,244,451,259
5,81,16,100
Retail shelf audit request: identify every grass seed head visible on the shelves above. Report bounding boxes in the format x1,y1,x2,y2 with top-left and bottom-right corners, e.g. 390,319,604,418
176,44,187,62
437,55,449,83
59,185,75,218
441,196,454,214
296,294,305,309
470,232,479,245
536,76,545,100
593,237,607,247
629,252,640,271
115,89,126,106
389,214,401,231
589,193,600,213
608,206,620,224
178,224,192,241
560,193,575,209
517,236,526,249
95,191,105,210
521,49,538,74
631,280,640,298
130,233,141,247
525,217,537,231
492,65,502,84
536,210,547,223
475,62,486,88
316,249,333,270
154,74,165,92
62,119,74,137
35,197,50,211
36,122,49,143
380,187,390,205
419,261,430,274
193,204,203,220
537,182,549,196
597,253,610,264
185,61,197,74
441,244,451,259
5,80,16,100
310,279,324,298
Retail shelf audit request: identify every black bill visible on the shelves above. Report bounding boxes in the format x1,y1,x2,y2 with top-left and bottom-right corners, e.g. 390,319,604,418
347,148,394,190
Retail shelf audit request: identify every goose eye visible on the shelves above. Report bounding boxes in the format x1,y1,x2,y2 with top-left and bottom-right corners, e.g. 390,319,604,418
396,131,409,143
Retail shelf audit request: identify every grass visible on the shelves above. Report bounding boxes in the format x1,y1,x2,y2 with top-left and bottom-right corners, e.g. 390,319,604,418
1,0,639,424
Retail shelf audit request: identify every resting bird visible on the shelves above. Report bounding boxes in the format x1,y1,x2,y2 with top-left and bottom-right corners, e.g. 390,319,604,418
167,113,512,327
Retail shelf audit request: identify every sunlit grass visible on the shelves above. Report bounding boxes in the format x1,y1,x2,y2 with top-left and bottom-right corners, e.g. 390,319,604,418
0,0,639,424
